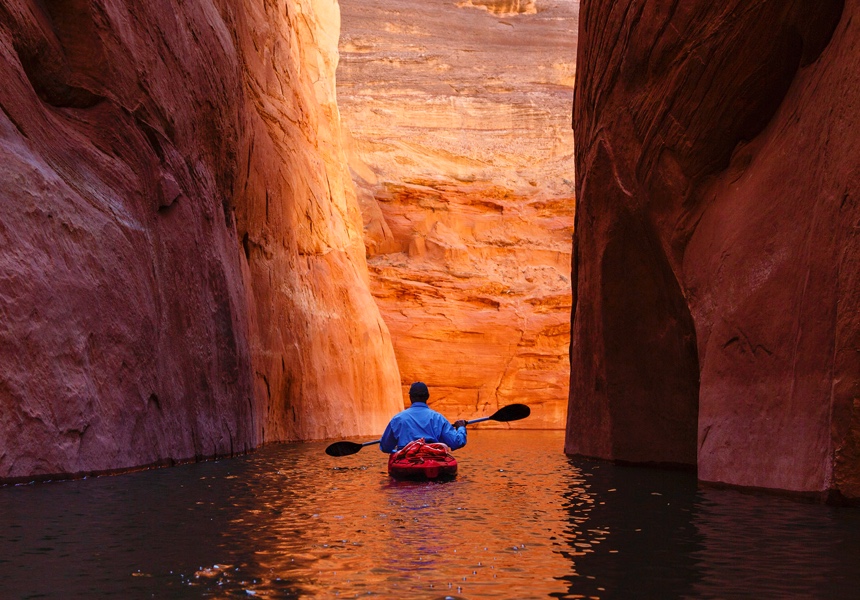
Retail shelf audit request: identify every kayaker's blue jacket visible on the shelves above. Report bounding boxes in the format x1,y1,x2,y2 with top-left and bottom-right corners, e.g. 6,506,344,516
380,402,467,453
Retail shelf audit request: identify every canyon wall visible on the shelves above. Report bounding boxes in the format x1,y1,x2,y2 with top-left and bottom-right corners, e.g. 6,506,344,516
0,0,401,481
337,0,577,427
569,0,860,499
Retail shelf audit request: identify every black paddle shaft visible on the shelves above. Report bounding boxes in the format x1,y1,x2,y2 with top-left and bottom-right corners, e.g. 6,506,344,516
324,403,530,457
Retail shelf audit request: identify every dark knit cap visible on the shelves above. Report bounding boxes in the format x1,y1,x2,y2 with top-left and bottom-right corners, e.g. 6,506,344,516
409,381,430,402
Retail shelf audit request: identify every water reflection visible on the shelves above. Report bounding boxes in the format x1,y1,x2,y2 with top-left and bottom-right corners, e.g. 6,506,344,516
691,488,860,598
553,462,704,598
0,431,858,598
554,460,860,599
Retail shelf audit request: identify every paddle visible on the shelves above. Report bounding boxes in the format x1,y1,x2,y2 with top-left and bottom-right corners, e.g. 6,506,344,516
324,403,531,457
459,402,530,425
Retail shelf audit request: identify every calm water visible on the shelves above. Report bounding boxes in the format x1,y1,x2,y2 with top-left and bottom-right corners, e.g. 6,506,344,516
1,430,858,599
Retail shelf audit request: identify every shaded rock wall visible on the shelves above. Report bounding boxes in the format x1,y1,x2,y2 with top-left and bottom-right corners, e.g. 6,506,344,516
338,0,577,427
569,0,860,498
0,0,401,481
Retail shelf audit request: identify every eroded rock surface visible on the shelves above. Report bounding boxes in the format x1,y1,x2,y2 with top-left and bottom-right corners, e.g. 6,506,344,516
338,0,577,427
0,0,401,481
569,0,859,499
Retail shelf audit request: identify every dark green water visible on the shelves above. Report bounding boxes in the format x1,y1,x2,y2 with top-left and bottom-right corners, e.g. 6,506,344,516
0,430,858,598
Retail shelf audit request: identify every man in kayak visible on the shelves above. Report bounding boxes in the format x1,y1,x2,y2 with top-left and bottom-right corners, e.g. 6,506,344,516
379,382,467,453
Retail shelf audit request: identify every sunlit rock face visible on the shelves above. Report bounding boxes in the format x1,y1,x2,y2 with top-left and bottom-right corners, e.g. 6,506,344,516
337,0,577,428
457,0,537,16
569,0,860,499
0,0,401,481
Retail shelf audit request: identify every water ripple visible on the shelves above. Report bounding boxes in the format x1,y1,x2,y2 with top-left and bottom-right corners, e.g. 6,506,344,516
0,431,858,598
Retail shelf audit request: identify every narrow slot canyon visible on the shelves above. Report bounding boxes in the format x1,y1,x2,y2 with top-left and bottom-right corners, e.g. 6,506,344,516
1,0,859,595
0,0,857,499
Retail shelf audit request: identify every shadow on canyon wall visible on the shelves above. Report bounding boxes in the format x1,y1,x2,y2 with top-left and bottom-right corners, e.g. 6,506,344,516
0,0,401,481
568,0,859,500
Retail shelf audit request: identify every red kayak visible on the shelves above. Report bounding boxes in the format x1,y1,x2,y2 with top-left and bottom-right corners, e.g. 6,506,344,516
388,439,458,481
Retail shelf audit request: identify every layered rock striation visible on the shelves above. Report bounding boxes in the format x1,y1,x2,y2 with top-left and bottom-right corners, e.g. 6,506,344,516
0,0,401,481
569,0,859,499
338,0,577,427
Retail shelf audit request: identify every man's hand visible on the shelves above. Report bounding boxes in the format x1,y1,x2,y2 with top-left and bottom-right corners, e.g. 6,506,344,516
453,419,467,429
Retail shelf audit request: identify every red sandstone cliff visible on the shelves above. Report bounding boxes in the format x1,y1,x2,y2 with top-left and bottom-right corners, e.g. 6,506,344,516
0,0,402,481
569,0,859,499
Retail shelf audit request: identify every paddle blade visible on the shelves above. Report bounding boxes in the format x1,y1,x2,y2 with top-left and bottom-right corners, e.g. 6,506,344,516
325,441,364,457
490,403,530,422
